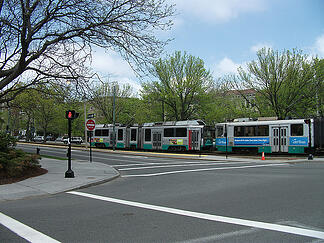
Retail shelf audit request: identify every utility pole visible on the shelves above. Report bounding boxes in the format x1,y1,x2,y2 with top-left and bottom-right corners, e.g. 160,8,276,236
225,124,228,159
84,101,88,149
113,85,116,151
304,119,313,160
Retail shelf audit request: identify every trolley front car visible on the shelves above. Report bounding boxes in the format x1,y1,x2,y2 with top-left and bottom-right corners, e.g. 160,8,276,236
215,118,324,154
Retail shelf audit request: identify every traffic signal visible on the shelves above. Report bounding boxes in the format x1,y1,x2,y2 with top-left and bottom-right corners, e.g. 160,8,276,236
65,110,79,119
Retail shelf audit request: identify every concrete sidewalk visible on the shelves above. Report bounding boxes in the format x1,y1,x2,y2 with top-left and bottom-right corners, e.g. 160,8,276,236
0,158,119,202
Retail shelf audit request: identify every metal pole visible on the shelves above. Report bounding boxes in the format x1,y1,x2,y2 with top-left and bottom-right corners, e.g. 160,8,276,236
225,124,228,159
65,118,74,178
84,101,88,149
113,85,116,151
89,131,92,163
308,120,313,160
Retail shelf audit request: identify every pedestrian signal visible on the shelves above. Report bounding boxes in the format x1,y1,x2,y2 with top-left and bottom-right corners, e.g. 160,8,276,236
65,110,79,119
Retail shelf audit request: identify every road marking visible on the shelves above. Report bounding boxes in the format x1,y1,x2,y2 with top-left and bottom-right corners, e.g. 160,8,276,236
67,191,324,240
121,163,288,177
0,212,61,243
108,157,174,163
113,160,248,167
118,162,251,171
118,155,149,159
176,227,261,243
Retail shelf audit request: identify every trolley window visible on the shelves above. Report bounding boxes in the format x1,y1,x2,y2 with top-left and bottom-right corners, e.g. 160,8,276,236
216,126,224,137
244,126,255,136
204,126,216,139
164,128,174,137
257,125,269,136
102,129,109,137
234,126,245,137
117,129,123,140
291,124,303,136
95,129,102,136
145,129,151,141
131,129,137,141
176,128,187,137
234,125,268,137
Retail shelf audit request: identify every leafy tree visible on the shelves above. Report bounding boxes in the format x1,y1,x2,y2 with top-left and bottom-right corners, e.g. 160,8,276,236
11,89,38,140
313,58,324,116
118,97,158,125
88,81,134,124
0,0,175,103
199,80,260,124
231,48,316,119
34,96,58,139
11,85,74,138
142,51,213,121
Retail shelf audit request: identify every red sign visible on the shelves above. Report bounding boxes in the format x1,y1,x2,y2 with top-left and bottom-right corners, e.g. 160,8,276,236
86,119,95,131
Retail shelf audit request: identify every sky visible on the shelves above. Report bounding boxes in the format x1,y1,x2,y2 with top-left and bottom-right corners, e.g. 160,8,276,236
90,0,324,95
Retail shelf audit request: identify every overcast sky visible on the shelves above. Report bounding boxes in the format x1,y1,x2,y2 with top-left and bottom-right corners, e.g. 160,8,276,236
91,0,324,95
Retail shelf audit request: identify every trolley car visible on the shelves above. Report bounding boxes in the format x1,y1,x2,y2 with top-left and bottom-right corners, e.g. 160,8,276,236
215,118,324,154
91,120,214,151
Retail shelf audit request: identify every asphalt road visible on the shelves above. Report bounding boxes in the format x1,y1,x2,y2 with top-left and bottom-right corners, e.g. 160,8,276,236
1,144,324,242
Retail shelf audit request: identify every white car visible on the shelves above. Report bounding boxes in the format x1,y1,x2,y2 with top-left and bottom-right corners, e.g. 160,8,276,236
63,137,83,144
34,136,44,142
55,136,64,142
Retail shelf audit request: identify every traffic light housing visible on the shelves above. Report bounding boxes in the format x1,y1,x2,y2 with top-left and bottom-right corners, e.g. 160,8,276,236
65,110,79,120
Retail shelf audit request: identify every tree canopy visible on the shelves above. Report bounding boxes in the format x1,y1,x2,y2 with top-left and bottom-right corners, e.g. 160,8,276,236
231,48,317,119
142,51,213,121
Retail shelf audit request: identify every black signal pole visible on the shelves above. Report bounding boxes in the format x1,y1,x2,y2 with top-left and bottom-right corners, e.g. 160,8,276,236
65,117,74,178
65,110,79,178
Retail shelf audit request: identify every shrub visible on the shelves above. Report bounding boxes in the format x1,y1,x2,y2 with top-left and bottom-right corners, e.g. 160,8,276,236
0,132,17,152
0,132,40,178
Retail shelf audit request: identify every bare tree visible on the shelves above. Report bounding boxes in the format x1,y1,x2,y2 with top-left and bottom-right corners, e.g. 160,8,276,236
0,0,174,103
88,78,134,124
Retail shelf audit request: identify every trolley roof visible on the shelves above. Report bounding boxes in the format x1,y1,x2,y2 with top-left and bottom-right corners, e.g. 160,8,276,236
216,119,311,127
143,120,205,127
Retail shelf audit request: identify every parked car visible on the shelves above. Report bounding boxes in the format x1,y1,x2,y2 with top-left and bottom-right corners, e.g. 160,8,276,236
71,137,83,144
34,136,44,142
46,135,55,141
55,136,64,142
63,137,83,144
62,136,68,144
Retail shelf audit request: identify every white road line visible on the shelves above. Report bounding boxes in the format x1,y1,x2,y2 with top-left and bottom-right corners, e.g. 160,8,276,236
175,227,261,243
113,161,249,167
108,157,173,163
93,156,156,163
121,163,288,177
0,212,61,243
67,191,324,240
118,162,250,171
118,155,149,159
